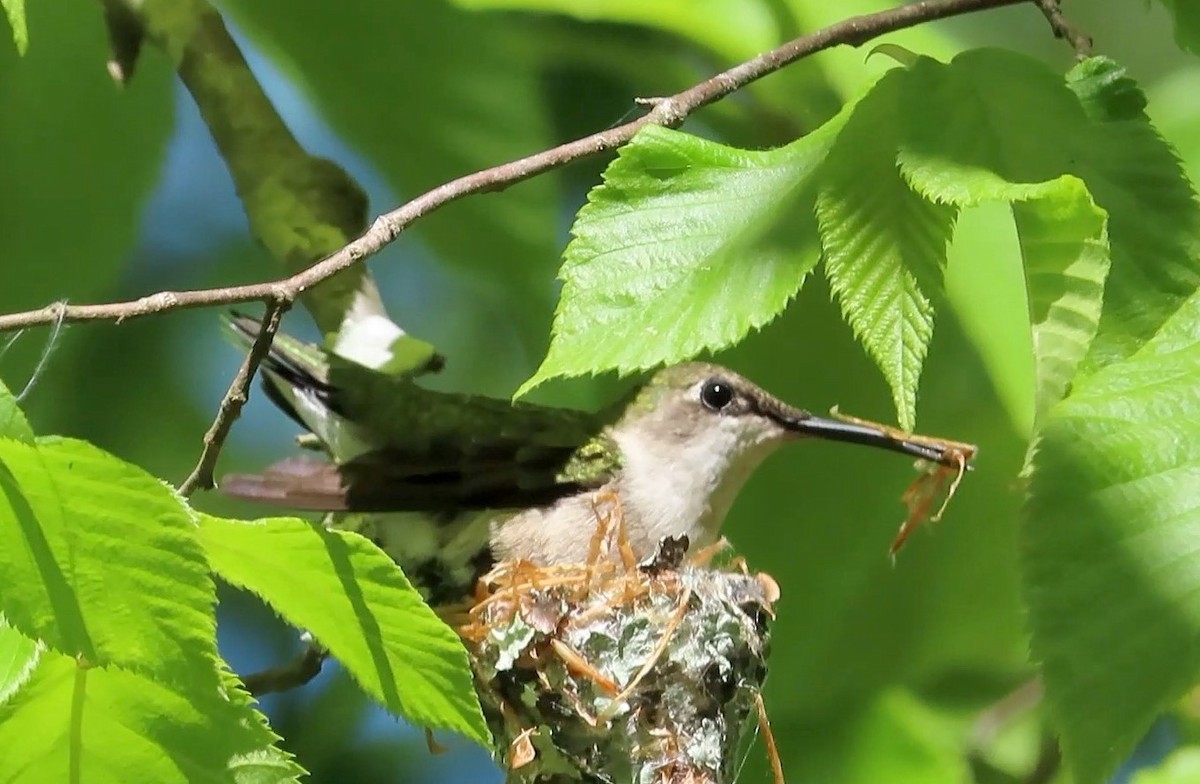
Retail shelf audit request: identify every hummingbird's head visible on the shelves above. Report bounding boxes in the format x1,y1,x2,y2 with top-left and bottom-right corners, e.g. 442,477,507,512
627,362,965,466
629,363,799,453
608,363,971,552
607,363,806,548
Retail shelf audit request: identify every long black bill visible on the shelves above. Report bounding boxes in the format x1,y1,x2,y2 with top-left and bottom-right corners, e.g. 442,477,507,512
773,408,976,469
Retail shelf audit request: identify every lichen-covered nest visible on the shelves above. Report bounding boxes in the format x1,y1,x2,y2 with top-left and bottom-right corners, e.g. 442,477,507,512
457,540,779,784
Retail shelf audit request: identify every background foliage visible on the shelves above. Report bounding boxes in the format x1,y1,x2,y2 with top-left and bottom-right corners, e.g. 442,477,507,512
4,1,1200,783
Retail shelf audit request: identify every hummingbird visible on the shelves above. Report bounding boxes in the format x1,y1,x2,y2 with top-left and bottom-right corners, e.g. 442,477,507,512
222,315,969,603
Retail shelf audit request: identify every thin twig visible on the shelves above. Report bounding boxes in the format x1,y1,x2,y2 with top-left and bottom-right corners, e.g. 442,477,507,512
1032,0,1093,60
0,0,1029,335
242,640,327,697
128,0,376,336
178,297,291,496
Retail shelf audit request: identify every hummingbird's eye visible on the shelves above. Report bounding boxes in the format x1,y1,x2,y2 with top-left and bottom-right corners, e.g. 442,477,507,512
700,379,734,411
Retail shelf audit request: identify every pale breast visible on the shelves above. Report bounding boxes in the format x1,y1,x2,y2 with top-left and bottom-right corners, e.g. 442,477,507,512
488,488,624,565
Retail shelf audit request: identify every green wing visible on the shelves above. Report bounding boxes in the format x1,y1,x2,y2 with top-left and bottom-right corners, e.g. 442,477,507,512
328,356,617,510
221,314,619,512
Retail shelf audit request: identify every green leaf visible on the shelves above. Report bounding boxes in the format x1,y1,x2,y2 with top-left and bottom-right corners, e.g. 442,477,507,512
521,115,848,393
0,649,302,784
893,51,1094,207
1157,0,1200,55
1065,57,1200,370
891,53,1200,381
196,515,489,746
1012,182,1109,419
1,0,25,54
0,378,33,443
897,51,1200,423
0,618,39,703
898,167,1109,422
0,437,215,686
997,58,1200,780
816,70,956,430
0,438,296,780
889,50,1094,431
1022,288,1200,783
218,665,307,784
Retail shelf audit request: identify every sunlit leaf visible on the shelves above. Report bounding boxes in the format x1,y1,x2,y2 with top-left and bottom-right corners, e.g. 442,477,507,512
197,515,489,746
0,378,32,443
0,438,215,686
816,70,956,430
0,649,302,784
944,203,1036,436
898,52,1200,424
1,0,25,54
218,665,307,784
0,618,39,704
891,47,1100,434
785,0,964,100
892,51,1200,783
521,114,849,393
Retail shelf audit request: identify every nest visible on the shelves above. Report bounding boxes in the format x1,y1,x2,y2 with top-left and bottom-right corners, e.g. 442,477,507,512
455,525,781,784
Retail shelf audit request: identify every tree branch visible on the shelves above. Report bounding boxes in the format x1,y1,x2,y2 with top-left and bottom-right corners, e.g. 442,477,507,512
113,0,387,335
1,0,1031,335
1032,0,1093,60
178,298,292,496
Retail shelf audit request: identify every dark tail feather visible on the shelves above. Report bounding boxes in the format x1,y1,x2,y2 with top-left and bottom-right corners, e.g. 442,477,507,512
222,310,334,429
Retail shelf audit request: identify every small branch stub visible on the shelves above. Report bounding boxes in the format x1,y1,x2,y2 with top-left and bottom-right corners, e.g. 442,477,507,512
178,298,291,496
459,543,778,784
1032,0,1093,60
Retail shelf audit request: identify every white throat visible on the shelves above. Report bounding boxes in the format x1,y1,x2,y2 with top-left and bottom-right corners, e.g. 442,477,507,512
612,416,780,553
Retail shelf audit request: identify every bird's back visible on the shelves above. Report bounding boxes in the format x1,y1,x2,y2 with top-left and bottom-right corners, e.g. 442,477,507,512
223,314,615,514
